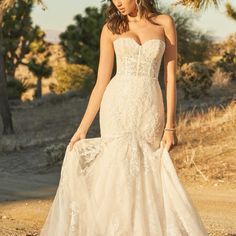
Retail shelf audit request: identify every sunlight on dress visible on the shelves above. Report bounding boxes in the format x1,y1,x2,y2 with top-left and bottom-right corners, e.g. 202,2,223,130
39,37,208,236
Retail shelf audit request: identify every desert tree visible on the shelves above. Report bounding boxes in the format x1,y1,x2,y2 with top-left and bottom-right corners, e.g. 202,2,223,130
172,0,221,10
28,26,52,99
0,0,45,134
173,0,236,22
2,0,34,80
59,5,107,75
0,0,16,134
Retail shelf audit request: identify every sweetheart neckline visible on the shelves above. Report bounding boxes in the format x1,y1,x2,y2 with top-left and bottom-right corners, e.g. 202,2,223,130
113,37,166,47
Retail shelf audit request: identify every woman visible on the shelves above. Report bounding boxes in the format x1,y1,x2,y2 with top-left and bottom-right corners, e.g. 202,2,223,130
39,0,208,235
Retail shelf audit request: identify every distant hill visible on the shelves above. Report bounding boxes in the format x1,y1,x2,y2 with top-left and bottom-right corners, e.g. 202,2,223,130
44,29,62,43
212,35,226,43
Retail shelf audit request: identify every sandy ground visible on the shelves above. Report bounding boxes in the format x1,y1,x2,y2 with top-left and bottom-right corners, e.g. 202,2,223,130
0,144,235,236
0,183,236,236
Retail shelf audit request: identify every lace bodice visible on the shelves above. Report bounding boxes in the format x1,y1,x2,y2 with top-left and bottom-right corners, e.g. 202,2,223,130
100,37,166,145
113,37,166,78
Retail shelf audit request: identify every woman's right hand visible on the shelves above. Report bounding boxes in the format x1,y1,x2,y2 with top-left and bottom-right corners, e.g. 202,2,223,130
68,127,87,151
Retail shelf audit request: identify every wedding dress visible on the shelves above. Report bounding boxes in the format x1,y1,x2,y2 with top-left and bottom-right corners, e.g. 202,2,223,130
39,37,208,236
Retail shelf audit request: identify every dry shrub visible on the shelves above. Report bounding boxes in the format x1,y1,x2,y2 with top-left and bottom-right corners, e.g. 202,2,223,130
172,100,236,183
211,68,232,87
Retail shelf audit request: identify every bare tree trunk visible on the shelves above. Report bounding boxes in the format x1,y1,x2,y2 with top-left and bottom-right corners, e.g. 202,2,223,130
0,12,14,134
36,76,42,99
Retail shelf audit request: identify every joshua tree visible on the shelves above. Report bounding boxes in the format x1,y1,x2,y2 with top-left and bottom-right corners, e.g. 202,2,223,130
173,0,236,22
172,0,221,10
0,0,45,134
28,26,52,99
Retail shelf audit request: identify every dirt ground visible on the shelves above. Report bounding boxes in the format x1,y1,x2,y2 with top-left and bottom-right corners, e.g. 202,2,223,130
0,179,235,236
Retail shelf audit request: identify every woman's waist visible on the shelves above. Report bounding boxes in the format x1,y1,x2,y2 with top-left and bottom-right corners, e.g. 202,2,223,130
112,73,159,81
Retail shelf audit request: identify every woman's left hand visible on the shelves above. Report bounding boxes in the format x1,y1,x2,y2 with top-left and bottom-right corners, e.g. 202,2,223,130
161,130,178,151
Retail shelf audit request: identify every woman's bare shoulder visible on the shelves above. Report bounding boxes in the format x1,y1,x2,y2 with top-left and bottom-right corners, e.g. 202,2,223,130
100,22,114,41
153,13,176,29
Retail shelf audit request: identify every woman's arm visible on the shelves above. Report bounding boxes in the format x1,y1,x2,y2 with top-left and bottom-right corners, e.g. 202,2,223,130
77,23,115,134
159,14,178,151
69,23,114,150
163,14,177,129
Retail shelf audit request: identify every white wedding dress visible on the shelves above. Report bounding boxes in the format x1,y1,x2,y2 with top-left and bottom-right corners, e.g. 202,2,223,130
39,37,208,236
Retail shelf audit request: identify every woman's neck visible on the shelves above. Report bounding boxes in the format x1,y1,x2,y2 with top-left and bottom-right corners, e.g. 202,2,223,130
127,10,142,23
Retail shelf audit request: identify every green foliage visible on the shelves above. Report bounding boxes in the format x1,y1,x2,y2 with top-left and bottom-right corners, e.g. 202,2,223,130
225,2,236,21
215,33,236,81
50,63,95,97
59,5,107,74
177,62,212,99
0,0,46,14
2,0,51,85
173,0,221,10
2,0,34,78
216,51,236,80
27,25,52,99
28,57,52,78
6,78,28,99
174,1,235,21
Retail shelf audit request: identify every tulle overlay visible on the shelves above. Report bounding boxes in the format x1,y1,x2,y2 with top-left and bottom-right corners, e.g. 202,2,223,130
39,137,208,236
39,38,208,235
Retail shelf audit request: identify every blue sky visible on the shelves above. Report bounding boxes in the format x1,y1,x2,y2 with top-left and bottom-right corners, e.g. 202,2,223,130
32,0,236,41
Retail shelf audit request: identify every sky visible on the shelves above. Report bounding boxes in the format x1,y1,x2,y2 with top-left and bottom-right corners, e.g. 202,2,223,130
32,0,236,42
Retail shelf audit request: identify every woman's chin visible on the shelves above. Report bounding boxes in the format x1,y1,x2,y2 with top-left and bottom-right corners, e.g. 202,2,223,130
120,10,126,15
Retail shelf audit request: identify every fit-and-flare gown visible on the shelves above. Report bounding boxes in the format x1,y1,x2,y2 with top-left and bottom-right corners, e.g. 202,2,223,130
39,37,208,236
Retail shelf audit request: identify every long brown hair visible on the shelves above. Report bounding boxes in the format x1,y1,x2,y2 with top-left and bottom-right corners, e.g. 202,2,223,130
102,0,163,35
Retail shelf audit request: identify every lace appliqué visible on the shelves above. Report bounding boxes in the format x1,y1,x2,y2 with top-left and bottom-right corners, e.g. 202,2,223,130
75,138,102,175
69,201,80,235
